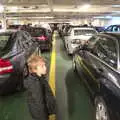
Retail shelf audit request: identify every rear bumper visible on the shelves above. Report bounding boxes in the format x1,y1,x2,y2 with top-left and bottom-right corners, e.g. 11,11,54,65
39,43,52,50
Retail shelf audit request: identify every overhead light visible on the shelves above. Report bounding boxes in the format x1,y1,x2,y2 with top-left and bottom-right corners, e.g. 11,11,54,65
10,6,18,11
39,16,54,19
106,16,112,19
0,5,4,13
93,16,112,19
7,6,18,12
81,4,91,9
112,11,120,13
112,5,120,8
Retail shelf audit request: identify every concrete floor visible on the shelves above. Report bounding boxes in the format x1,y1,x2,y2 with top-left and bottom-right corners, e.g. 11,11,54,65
0,33,95,120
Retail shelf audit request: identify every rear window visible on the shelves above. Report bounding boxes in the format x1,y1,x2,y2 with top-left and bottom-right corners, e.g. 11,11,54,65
0,34,11,50
24,28,46,37
74,29,97,36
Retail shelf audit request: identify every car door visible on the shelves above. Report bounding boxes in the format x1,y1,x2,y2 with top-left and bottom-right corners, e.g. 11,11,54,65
78,35,118,94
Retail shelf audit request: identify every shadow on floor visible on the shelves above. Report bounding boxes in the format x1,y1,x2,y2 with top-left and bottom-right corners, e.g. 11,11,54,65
58,38,72,61
65,69,95,120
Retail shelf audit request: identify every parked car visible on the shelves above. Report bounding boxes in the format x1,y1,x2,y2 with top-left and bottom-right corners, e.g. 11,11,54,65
8,24,22,30
94,26,105,32
0,30,41,95
73,32,120,120
104,25,120,32
64,27,97,54
21,27,52,51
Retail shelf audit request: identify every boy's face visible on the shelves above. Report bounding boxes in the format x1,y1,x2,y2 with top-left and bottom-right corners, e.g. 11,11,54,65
35,61,47,76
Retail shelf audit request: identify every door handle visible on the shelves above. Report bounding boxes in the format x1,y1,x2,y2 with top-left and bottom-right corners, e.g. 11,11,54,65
97,68,104,73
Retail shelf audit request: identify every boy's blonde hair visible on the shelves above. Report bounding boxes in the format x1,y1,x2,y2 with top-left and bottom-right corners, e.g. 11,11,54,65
27,55,46,73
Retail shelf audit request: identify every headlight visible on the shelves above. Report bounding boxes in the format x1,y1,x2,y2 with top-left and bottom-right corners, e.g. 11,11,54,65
71,39,81,44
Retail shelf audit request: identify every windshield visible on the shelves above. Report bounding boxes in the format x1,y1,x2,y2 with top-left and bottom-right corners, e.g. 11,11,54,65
0,34,11,51
27,28,46,37
74,29,97,36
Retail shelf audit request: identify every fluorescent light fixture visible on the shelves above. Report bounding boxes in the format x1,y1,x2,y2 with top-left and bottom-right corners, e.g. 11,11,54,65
81,4,91,9
112,5,120,8
112,11,120,13
0,5,4,13
10,6,18,11
6,16,54,19
106,16,112,19
93,16,112,19
6,6,18,12
40,16,54,19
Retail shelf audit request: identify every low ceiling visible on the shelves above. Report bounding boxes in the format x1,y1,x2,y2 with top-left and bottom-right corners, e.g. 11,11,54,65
1,0,120,20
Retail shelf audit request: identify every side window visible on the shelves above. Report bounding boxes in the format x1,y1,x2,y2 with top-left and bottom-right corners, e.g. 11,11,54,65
87,36,100,48
106,26,113,32
20,32,33,50
113,26,119,32
94,36,117,68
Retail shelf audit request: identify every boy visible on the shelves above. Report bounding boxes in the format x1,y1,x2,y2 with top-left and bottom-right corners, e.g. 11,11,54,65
24,55,56,120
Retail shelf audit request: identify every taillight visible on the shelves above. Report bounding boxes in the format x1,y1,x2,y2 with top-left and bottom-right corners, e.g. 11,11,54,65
36,36,47,41
71,39,81,44
0,59,13,75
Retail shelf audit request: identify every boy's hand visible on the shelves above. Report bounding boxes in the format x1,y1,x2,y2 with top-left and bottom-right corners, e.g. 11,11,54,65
49,114,56,120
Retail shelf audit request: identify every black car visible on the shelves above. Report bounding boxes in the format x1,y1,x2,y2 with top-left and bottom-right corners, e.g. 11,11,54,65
105,25,120,32
73,33,120,120
0,30,41,95
21,26,52,51
94,26,105,32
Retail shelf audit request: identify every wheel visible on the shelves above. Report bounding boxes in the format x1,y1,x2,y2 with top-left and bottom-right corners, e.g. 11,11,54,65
72,56,77,72
23,64,29,78
37,47,41,56
16,64,28,92
66,44,71,55
95,96,110,120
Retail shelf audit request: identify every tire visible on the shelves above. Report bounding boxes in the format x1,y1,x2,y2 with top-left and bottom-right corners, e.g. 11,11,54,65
95,96,110,120
23,64,29,78
37,47,41,56
72,56,77,72
16,64,28,92
66,44,70,55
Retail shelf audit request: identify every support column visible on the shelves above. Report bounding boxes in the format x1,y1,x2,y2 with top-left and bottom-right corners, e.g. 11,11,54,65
1,13,7,30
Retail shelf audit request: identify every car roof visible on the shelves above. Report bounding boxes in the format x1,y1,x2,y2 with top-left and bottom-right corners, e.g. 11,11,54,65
99,32,120,37
109,25,120,26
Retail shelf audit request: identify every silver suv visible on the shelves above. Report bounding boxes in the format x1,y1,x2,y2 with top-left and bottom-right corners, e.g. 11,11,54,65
64,27,97,54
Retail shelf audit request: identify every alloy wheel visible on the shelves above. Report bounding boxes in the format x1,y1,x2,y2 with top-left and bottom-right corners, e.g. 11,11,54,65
72,57,76,72
23,65,29,78
96,101,109,120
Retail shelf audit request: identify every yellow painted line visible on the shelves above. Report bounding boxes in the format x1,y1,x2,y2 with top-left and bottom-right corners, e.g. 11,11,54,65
77,56,99,88
77,56,96,80
49,32,56,96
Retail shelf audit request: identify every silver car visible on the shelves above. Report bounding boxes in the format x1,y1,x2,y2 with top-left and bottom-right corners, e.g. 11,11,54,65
64,27,97,54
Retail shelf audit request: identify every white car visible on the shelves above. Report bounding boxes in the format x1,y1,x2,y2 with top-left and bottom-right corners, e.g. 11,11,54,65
64,27,97,54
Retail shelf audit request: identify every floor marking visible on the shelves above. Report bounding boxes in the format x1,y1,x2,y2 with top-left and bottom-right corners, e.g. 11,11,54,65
49,32,56,96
